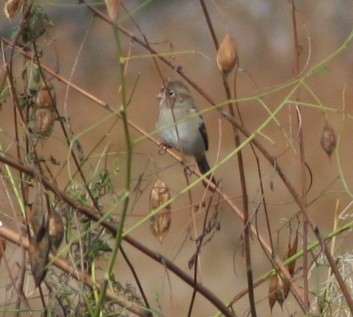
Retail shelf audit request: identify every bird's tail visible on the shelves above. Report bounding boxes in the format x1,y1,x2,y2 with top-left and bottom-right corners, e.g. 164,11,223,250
195,155,217,190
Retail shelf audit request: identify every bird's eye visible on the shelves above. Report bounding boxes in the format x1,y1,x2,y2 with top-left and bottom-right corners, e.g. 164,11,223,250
167,89,175,97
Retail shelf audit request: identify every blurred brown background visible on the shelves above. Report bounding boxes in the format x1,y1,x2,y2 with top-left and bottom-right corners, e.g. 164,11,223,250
1,1,353,316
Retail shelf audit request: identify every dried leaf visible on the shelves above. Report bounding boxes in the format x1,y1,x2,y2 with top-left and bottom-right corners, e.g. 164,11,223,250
149,179,171,242
4,0,22,19
28,232,50,287
268,274,278,311
320,123,336,157
48,210,64,255
104,0,121,22
0,237,6,262
216,33,238,74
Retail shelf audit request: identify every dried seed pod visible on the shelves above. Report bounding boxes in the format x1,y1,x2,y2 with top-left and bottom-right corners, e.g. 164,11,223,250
48,210,64,255
4,0,22,19
275,277,285,308
36,84,56,109
28,232,50,287
35,108,55,137
286,232,298,278
216,33,238,74
149,179,171,242
320,123,336,157
268,274,278,311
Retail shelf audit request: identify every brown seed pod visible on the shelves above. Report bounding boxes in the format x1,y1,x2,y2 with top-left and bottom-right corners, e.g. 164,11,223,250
149,179,171,242
4,0,22,19
216,33,238,74
268,274,278,311
36,84,56,109
320,123,336,157
48,210,64,255
28,232,50,287
35,108,55,137
275,277,286,308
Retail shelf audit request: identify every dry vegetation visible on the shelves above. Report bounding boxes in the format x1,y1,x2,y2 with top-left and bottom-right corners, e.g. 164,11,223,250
1,1,353,317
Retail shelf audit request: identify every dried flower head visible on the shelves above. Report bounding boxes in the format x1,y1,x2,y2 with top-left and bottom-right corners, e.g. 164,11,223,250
217,33,238,74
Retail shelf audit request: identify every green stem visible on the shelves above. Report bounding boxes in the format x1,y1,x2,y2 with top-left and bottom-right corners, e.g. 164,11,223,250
93,22,133,316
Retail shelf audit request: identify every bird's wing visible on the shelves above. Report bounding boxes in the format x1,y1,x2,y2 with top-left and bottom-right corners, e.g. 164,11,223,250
198,115,209,151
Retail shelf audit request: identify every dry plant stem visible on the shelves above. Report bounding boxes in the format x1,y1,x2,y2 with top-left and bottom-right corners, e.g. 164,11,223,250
187,198,214,317
2,32,28,216
16,245,29,315
289,1,309,312
199,1,256,315
120,246,150,309
0,226,151,317
0,230,31,313
0,154,234,317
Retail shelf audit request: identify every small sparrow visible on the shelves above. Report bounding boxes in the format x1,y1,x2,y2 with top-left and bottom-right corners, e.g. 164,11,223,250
156,80,216,187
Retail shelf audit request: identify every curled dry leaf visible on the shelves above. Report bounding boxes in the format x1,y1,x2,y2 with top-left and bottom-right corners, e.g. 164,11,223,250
28,232,50,287
320,123,336,157
4,0,22,19
149,179,171,242
35,108,55,137
0,237,6,262
216,33,238,74
48,210,64,255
